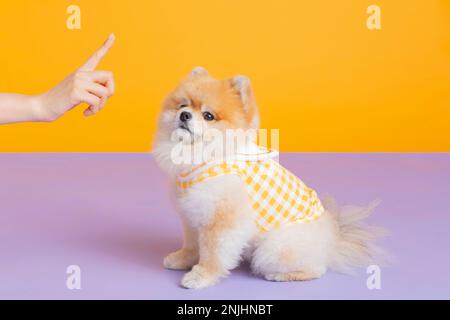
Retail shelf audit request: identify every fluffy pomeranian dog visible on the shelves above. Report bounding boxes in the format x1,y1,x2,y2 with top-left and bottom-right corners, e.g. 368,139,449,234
153,67,384,289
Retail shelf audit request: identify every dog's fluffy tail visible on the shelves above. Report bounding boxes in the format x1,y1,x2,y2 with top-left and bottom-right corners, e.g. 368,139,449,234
324,197,388,274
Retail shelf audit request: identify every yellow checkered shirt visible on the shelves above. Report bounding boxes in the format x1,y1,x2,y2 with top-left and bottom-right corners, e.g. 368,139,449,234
177,158,324,232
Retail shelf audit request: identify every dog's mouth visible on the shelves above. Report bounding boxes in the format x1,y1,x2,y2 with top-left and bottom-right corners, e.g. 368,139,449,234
178,122,192,134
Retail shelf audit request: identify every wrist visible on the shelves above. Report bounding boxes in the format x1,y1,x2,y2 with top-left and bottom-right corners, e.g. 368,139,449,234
31,93,59,122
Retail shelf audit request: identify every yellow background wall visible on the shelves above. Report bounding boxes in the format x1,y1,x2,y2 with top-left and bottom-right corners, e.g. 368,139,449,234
0,0,449,152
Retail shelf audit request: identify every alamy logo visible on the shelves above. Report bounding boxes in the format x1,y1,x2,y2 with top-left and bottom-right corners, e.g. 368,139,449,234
66,265,82,290
170,128,279,165
367,5,382,30
66,5,81,30
366,265,381,290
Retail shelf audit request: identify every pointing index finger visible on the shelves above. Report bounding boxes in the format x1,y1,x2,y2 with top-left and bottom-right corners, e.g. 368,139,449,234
80,33,115,71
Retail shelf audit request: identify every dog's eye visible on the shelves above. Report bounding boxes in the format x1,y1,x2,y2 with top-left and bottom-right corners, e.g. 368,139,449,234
203,112,215,121
178,104,188,109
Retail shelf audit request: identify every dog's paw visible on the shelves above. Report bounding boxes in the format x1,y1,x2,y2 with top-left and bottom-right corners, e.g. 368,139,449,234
181,265,218,289
163,249,198,270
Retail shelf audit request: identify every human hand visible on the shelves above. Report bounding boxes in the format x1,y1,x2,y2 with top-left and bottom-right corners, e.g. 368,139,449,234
36,34,116,121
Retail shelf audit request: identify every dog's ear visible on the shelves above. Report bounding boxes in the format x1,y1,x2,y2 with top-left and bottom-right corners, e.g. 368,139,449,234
230,75,259,128
230,75,253,107
190,66,209,77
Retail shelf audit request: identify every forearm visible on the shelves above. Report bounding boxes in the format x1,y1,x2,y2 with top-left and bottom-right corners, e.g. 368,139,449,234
0,93,47,124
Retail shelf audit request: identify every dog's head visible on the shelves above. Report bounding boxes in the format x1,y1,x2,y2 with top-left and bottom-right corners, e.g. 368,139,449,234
153,67,260,172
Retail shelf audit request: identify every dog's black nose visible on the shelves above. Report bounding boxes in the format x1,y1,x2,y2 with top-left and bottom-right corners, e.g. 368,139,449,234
180,111,192,122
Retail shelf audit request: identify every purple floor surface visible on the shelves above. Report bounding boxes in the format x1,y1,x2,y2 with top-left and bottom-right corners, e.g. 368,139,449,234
0,153,449,300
